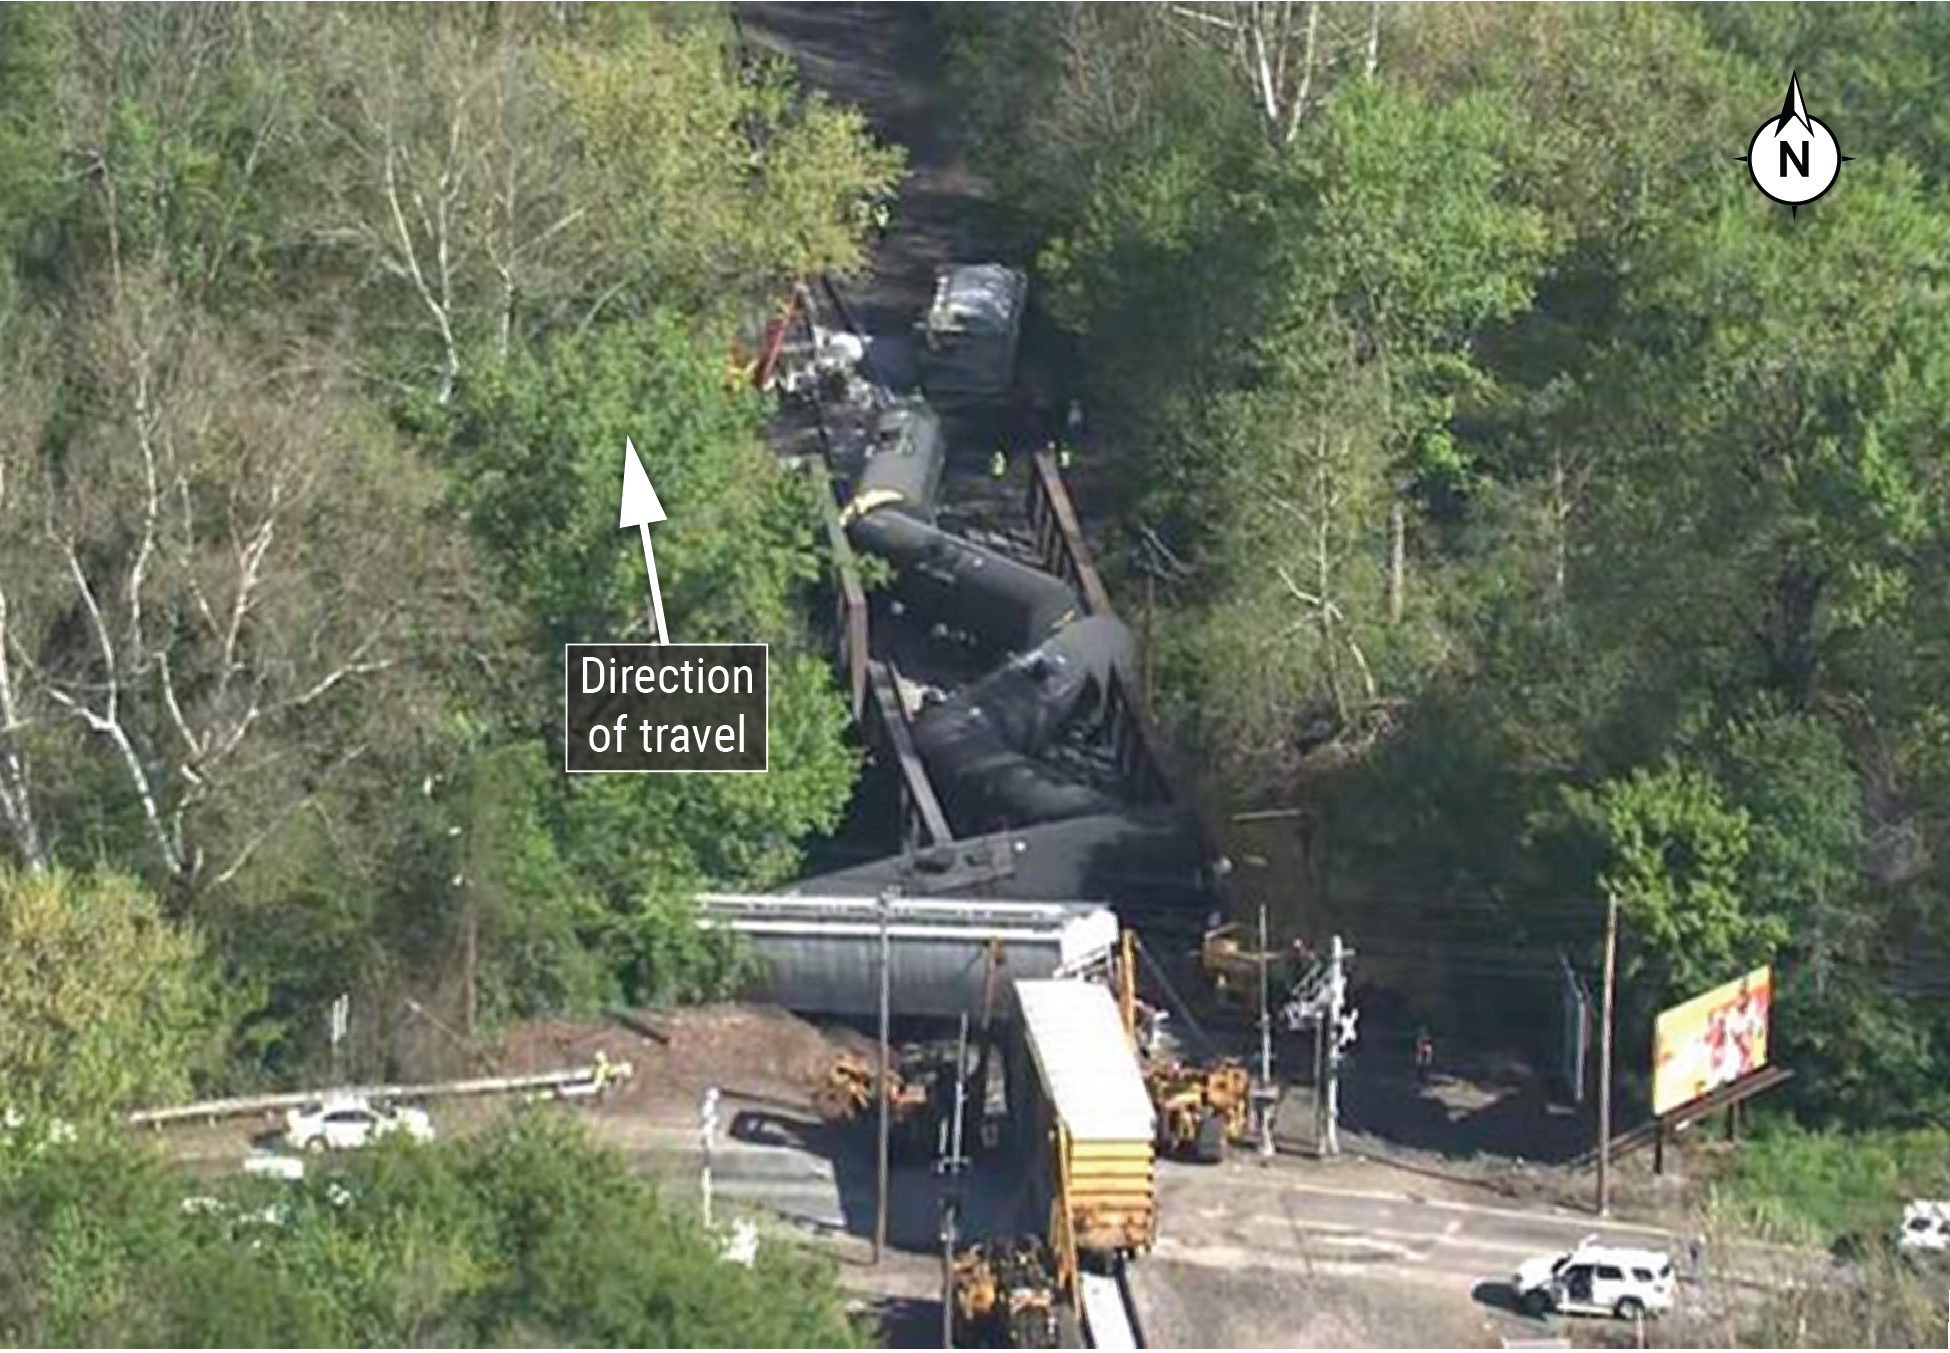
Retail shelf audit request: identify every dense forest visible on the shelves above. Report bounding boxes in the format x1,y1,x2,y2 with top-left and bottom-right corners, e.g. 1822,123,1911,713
4,1,1950,1339
944,2,1950,1134
0,6,897,1338
0,3,898,1107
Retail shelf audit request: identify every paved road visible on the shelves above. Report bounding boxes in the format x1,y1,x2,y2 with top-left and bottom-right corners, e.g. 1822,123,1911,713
617,1110,1039,1256
1154,1158,1674,1291
615,1116,1830,1306
625,1122,1658,1294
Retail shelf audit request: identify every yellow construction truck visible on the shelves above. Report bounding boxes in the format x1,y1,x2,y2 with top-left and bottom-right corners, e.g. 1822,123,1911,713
1012,977,1157,1303
1144,1058,1251,1163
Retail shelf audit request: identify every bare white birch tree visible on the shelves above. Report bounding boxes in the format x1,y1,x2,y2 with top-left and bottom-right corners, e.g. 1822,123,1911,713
1,266,476,897
317,12,600,403
0,314,52,872
1167,0,1384,145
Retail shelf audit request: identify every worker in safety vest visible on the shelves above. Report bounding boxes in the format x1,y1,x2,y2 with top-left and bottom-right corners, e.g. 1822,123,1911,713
989,447,1009,479
592,1050,614,1095
869,198,893,240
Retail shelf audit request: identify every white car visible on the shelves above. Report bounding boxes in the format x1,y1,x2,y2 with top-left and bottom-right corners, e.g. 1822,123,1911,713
1513,1239,1675,1321
283,1097,433,1153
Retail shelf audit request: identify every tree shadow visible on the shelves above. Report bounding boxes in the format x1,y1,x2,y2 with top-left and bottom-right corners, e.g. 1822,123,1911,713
1341,1027,1590,1166
725,1104,1038,1257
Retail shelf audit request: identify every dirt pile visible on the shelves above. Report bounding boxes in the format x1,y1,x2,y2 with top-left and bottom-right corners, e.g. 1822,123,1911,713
496,1004,872,1109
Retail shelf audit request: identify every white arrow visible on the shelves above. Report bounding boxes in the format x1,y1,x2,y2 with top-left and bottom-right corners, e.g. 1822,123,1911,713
618,437,669,645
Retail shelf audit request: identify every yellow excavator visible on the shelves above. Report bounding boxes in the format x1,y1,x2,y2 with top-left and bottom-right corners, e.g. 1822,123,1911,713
1145,1058,1252,1163
810,1051,941,1156
952,1236,1059,1348
1199,924,1310,1007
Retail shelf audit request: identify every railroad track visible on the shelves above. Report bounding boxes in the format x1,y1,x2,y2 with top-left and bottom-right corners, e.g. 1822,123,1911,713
1079,1269,1143,1349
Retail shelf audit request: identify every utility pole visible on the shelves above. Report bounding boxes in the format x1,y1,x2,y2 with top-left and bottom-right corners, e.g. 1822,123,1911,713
328,993,349,1086
1597,890,1620,1216
1256,898,1275,1159
939,1014,970,1350
875,886,893,1263
462,904,478,1041
1323,934,1346,1158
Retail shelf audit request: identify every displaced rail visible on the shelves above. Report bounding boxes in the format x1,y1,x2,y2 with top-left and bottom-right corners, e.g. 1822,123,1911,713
127,1062,629,1129
1078,1270,1142,1350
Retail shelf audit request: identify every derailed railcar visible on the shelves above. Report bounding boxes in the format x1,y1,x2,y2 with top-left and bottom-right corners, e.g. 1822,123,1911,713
912,616,1135,831
846,507,1082,653
919,263,1027,401
841,394,945,520
1011,978,1156,1272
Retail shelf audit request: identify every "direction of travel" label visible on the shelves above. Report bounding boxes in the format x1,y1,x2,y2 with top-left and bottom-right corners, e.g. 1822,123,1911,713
564,643,768,773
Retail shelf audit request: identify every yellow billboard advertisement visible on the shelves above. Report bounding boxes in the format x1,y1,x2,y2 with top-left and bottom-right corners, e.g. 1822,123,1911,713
1651,966,1772,1117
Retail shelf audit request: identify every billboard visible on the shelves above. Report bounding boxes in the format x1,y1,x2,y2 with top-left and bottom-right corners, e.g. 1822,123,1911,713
1651,966,1772,1117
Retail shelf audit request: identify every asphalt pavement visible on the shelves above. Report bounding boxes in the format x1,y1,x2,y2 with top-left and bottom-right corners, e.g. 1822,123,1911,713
1153,1158,1672,1289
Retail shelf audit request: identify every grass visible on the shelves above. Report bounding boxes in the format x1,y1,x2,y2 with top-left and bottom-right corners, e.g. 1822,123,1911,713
1705,1123,1950,1244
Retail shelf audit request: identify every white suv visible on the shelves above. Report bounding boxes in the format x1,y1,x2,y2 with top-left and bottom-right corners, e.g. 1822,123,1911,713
1513,1239,1676,1320
1900,1200,1950,1256
283,1097,433,1153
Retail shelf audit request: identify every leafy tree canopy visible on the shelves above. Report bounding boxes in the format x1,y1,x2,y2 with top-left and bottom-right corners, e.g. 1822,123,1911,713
0,1117,863,1348
0,868,227,1118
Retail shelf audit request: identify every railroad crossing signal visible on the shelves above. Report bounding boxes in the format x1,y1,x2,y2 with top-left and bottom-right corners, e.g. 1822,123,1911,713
1334,1008,1360,1055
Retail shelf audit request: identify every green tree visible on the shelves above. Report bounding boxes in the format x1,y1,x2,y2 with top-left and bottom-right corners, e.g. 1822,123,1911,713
1606,161,1950,706
0,1118,862,1347
0,3,888,1061
1561,761,1783,1006
0,868,224,1117
1097,81,1550,786
556,22,901,316
1708,706,1937,1120
439,318,856,998
942,0,1950,1135
1700,1,1950,189
0,5,67,265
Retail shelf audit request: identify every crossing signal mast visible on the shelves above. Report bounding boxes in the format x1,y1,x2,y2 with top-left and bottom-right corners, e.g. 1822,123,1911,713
1282,933,1356,1157
1321,935,1355,1157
